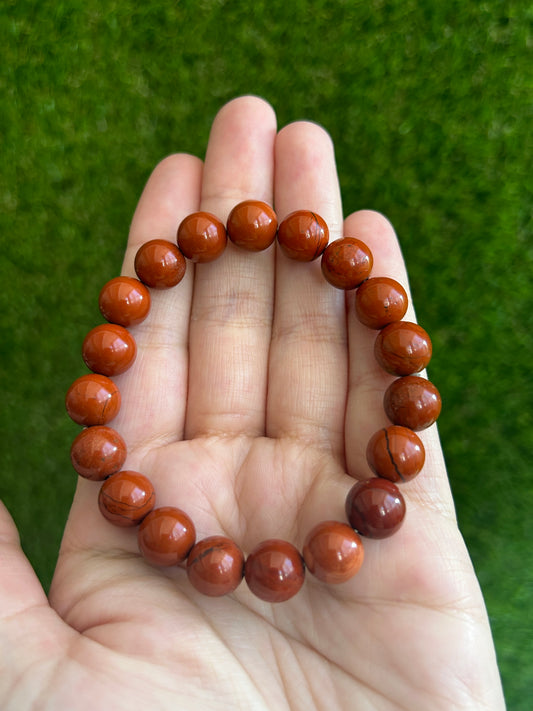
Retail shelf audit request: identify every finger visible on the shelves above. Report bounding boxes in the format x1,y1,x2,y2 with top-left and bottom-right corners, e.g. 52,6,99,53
0,500,48,617
0,499,78,698
267,121,346,456
343,210,453,514
185,96,278,438
113,154,203,449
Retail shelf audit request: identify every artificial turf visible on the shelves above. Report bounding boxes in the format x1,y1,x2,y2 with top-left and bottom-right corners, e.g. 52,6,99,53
1,1,531,707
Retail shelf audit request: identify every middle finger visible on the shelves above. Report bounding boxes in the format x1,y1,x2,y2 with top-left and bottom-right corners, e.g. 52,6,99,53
267,121,347,459
185,96,277,439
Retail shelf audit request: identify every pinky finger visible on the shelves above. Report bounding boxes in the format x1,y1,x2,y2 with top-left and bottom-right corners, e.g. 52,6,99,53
343,210,453,516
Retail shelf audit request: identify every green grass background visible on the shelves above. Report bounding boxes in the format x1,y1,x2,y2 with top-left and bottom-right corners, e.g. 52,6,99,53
1,0,531,706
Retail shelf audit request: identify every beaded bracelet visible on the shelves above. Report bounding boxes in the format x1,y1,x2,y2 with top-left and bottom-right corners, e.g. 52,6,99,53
65,201,442,603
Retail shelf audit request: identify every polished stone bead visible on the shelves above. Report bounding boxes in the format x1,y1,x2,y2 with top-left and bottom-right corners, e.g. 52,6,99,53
384,376,442,431
346,479,406,538
187,536,244,596
65,374,121,426
374,321,432,375
177,211,227,263
138,507,196,566
355,277,408,329
366,426,425,483
245,539,305,602
303,521,364,584
70,425,127,480
226,200,278,251
134,239,186,288
98,470,155,527
321,237,373,289
99,277,151,327
277,210,328,261
82,323,137,376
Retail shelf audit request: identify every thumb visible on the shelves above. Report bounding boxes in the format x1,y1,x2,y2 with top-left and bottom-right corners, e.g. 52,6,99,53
0,500,75,706
0,499,49,617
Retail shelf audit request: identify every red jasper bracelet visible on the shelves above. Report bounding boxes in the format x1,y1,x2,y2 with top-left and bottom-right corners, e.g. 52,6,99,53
65,200,442,603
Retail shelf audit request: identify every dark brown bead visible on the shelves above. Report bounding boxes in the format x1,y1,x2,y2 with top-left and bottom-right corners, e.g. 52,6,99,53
303,521,364,584
65,374,121,426
226,200,277,251
355,277,408,329
346,479,406,539
245,539,305,603
177,211,227,263
138,507,196,566
98,470,155,527
321,237,373,289
70,425,127,480
374,321,432,375
99,277,151,327
384,376,442,431
277,210,328,261
366,426,425,483
82,324,137,376
187,536,244,597
134,239,186,289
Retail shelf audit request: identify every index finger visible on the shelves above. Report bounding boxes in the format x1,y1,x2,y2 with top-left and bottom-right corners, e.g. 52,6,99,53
114,153,203,449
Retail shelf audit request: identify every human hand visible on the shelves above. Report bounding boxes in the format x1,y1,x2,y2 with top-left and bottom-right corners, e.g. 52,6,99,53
0,96,505,710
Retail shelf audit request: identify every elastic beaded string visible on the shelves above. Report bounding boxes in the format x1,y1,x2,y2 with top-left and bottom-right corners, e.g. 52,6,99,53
66,200,442,603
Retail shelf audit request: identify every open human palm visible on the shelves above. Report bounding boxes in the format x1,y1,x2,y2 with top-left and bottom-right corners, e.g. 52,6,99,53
0,97,504,710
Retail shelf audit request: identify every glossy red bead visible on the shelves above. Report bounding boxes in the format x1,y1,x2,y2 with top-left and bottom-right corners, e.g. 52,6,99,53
366,426,425,483
321,237,373,289
245,539,305,603
99,276,151,327
65,374,121,426
177,211,227,263
70,425,127,480
277,210,328,261
98,470,155,527
138,507,196,566
355,277,408,329
134,239,186,288
82,323,137,376
303,521,364,584
374,321,432,375
384,376,442,431
226,200,278,251
187,536,244,596
346,479,406,539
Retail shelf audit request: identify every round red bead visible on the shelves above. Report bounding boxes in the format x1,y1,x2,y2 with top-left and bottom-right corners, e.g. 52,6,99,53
70,425,127,480
355,277,408,329
65,374,121,426
134,239,186,289
177,211,227,263
277,210,328,261
346,479,406,539
99,277,151,327
303,521,364,584
226,200,278,251
138,507,196,566
98,470,155,527
187,536,244,597
374,321,432,375
384,376,442,431
245,539,305,603
82,323,137,376
366,426,425,483
321,237,373,289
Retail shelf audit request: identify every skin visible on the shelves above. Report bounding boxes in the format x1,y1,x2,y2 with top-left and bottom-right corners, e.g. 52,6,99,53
0,96,505,710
